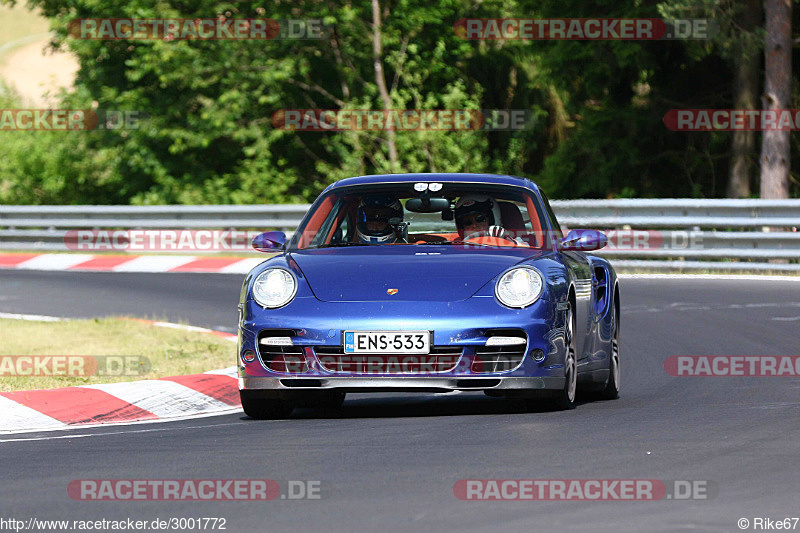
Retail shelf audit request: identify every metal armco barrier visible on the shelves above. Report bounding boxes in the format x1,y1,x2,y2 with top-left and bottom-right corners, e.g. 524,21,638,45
1,200,798,272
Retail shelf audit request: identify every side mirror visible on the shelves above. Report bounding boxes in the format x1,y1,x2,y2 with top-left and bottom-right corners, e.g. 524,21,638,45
252,231,287,252
560,229,607,252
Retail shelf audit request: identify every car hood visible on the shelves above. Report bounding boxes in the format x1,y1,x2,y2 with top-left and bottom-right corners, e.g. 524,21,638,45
289,246,545,302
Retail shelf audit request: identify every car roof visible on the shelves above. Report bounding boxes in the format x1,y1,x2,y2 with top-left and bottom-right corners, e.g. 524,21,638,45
326,173,540,193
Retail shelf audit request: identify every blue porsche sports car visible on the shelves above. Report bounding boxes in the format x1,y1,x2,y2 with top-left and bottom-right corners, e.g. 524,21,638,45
237,173,620,418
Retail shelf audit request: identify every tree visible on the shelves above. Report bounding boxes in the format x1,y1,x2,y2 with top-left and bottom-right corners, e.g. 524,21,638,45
760,0,792,199
3,0,796,204
13,0,536,204
729,0,762,198
658,0,764,198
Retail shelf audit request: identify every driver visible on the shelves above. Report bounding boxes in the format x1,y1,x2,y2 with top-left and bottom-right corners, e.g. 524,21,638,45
454,194,515,241
356,195,404,244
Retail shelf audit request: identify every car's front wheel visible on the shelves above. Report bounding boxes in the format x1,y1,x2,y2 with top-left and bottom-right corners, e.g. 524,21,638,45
550,302,577,410
240,391,294,419
597,298,620,400
523,301,577,412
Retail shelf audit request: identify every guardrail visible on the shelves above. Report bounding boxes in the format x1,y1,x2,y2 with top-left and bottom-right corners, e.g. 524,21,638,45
553,199,800,271
1,200,798,272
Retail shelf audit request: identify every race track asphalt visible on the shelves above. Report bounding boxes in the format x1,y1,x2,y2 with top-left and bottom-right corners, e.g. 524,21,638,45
1,270,799,532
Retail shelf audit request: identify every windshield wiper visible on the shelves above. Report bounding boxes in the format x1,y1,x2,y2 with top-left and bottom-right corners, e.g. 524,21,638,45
451,240,501,248
415,240,495,247
320,242,370,247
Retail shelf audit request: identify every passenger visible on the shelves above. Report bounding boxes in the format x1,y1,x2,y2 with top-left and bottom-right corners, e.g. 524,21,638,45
454,194,515,242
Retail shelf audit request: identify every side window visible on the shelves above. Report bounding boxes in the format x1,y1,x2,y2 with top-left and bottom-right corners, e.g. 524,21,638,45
297,194,336,249
335,210,352,243
539,191,562,234
309,197,349,247
324,200,355,245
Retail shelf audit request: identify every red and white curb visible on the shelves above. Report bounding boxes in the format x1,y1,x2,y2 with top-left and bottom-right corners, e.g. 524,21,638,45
0,315,242,434
0,253,265,274
0,368,241,434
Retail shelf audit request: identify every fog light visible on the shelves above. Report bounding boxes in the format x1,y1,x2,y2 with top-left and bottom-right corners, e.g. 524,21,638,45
485,336,526,347
242,349,256,363
531,349,545,362
260,336,293,346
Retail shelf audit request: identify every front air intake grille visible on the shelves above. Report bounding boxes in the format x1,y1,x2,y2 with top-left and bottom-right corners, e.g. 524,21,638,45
257,330,307,373
471,345,526,373
314,346,463,374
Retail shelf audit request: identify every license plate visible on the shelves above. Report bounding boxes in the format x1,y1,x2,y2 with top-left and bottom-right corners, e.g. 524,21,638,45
344,331,430,354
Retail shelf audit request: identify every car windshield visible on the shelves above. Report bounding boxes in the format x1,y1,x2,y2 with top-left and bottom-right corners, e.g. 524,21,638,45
289,182,550,250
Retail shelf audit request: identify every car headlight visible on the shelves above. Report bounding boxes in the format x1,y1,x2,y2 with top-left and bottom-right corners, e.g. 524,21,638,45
495,267,543,308
252,268,297,308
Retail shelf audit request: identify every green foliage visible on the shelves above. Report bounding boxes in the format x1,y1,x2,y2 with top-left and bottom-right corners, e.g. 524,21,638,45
0,85,125,204
0,0,797,203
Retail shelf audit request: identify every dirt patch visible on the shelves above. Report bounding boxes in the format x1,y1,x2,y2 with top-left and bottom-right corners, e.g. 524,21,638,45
0,36,78,106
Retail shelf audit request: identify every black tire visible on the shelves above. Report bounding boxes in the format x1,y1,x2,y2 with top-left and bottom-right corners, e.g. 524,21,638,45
598,296,620,400
523,301,577,412
240,391,293,420
321,391,346,409
292,391,346,410
550,301,577,410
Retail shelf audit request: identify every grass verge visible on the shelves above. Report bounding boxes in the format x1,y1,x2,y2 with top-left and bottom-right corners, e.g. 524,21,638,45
0,317,236,392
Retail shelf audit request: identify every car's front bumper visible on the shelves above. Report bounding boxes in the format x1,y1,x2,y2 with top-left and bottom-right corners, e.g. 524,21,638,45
237,294,568,393
239,375,564,393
